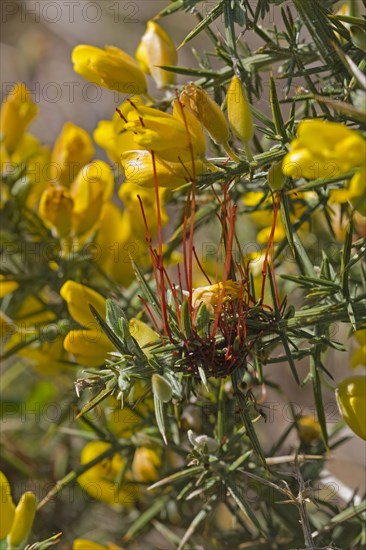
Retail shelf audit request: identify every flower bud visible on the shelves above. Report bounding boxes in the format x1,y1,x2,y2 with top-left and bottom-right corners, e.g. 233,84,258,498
336,376,366,440
152,373,173,402
0,83,38,154
8,491,37,547
72,44,147,94
180,83,230,145
38,185,73,237
136,21,177,88
227,75,253,144
0,471,15,540
268,160,285,190
50,122,95,188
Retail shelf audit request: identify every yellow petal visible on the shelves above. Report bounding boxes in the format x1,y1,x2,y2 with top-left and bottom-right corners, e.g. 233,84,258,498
8,492,36,547
136,21,177,88
0,471,15,540
78,442,136,506
336,376,366,439
63,329,113,367
227,75,253,144
60,280,106,327
0,83,38,154
72,44,147,94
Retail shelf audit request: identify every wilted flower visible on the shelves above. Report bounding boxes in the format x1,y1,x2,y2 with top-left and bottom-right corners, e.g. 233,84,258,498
192,281,241,314
180,83,230,146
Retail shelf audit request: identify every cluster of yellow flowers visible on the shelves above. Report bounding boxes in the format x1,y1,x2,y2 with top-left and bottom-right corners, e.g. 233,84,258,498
1,9,366,548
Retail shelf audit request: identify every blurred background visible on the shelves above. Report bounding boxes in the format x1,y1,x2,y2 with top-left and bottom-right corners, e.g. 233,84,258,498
1,0,365,527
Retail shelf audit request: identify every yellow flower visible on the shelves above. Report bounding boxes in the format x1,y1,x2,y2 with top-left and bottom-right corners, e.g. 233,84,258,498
73,540,124,550
93,97,145,164
77,441,137,506
0,471,15,540
123,101,206,162
297,416,322,444
50,122,95,188
60,281,114,367
38,185,73,237
129,318,159,357
132,447,161,482
268,160,285,191
39,161,113,239
283,120,366,181
95,203,140,287
119,181,168,236
0,471,37,546
72,44,147,95
336,376,366,440
227,75,254,144
136,20,177,88
192,281,241,314
349,167,366,215
22,336,69,376
121,149,206,189
70,160,114,237
351,330,366,369
0,276,19,298
0,83,38,154
8,492,37,548
180,83,230,146
108,406,143,438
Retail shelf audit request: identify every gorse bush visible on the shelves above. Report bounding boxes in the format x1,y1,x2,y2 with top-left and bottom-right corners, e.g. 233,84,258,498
1,1,365,549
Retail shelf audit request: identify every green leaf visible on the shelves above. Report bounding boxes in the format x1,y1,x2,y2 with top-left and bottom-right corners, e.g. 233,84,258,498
231,372,267,467
178,2,224,48
123,496,170,541
106,298,126,338
270,75,287,142
76,384,114,419
148,466,204,491
154,393,167,444
225,476,263,535
89,304,127,355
